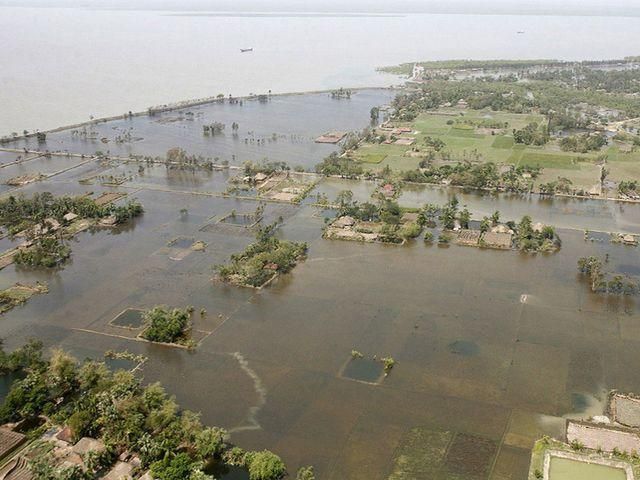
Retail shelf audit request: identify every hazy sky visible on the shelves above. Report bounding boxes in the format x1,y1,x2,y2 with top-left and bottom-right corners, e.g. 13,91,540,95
2,0,640,16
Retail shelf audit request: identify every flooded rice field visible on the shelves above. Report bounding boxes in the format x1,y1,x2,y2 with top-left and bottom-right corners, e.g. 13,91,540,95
1,89,640,479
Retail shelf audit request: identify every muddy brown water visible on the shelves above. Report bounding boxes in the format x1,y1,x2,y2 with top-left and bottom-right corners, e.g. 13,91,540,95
1,90,640,479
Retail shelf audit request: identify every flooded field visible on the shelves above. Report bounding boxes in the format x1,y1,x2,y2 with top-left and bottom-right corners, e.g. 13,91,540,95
7,89,395,170
1,89,640,479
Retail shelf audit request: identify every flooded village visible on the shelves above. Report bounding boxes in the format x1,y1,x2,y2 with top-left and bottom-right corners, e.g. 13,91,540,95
2,57,640,480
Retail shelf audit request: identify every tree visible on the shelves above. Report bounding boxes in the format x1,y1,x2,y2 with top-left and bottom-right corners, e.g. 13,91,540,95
248,450,286,480
151,453,200,480
296,466,315,480
480,216,490,233
195,427,227,460
142,306,190,344
335,190,354,209
459,208,471,229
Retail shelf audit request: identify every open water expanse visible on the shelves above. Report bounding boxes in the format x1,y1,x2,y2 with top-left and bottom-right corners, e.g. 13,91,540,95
2,4,640,134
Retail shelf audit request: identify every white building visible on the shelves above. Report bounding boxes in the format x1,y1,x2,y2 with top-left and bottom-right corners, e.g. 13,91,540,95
411,63,425,81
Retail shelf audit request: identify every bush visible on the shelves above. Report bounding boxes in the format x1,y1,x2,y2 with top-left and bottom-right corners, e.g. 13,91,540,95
151,453,199,480
247,450,286,480
399,222,422,240
142,306,190,344
14,237,70,268
195,427,227,460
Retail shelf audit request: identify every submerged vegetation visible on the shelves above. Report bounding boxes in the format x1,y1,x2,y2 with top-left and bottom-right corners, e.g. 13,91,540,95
216,222,307,287
578,256,640,295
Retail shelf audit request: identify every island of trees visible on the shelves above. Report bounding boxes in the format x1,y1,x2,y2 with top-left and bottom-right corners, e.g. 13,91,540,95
215,222,307,288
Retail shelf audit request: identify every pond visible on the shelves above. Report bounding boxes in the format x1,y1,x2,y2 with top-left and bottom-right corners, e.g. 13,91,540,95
110,308,145,329
341,357,385,384
548,456,628,480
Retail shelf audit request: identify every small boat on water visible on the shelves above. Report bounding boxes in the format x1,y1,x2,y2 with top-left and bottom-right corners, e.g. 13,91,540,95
240,48,253,53
517,31,525,34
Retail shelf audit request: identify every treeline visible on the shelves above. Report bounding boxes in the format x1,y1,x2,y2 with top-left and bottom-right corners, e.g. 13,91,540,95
513,122,550,146
559,133,607,153
526,66,640,95
390,76,640,122
0,193,143,236
380,59,564,75
402,161,538,193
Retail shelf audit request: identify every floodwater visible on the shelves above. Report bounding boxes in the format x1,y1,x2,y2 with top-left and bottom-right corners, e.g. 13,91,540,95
8,89,395,170
1,91,640,479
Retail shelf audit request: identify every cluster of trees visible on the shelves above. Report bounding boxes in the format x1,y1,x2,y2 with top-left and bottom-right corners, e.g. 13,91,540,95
330,88,352,99
112,202,144,224
559,133,607,153
216,223,308,287
618,180,638,195
513,122,550,146
381,59,565,76
515,215,559,252
548,111,589,131
0,193,143,237
437,197,471,230
14,237,71,268
539,177,574,196
578,256,639,295
388,68,640,123
242,160,290,177
142,306,192,345
0,193,104,235
423,136,446,151
402,161,537,193
202,122,225,135
164,148,217,171
528,66,640,95
0,342,296,480
315,152,364,178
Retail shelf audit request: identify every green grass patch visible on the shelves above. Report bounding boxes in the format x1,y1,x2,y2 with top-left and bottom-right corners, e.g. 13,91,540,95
420,127,451,135
355,153,387,164
507,149,524,164
451,124,475,131
492,136,515,149
448,129,484,139
519,152,580,170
